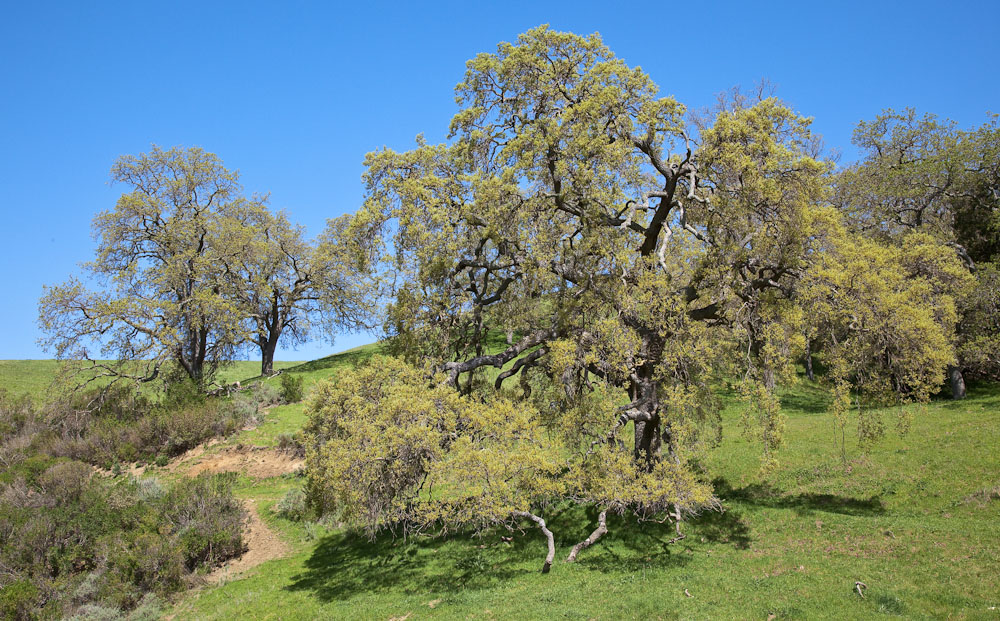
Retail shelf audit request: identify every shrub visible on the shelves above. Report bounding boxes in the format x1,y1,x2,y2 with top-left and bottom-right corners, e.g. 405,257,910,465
161,369,206,411
104,532,185,597
0,389,34,438
276,432,304,456
273,487,308,521
38,460,92,504
159,405,214,456
66,603,124,621
279,373,305,403
251,381,283,408
0,579,39,621
225,394,263,430
134,477,165,502
160,474,246,570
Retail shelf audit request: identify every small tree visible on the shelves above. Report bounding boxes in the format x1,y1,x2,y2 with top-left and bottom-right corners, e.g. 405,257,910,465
303,356,564,571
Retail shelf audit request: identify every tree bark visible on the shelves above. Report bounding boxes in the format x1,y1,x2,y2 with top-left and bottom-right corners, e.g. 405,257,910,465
634,417,661,467
805,339,815,381
566,510,607,562
260,325,281,376
513,511,555,573
261,344,276,376
948,365,967,400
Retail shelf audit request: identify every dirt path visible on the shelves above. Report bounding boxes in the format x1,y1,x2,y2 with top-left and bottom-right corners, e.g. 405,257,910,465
206,499,289,584
179,444,304,479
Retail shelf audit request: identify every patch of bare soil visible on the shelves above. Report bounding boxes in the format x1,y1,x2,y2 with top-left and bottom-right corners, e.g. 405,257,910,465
206,499,289,584
181,445,304,479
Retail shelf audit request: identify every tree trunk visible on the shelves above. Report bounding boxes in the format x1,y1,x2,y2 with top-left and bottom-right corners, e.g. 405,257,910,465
948,365,966,400
261,345,276,377
634,417,661,466
805,339,815,381
260,316,282,376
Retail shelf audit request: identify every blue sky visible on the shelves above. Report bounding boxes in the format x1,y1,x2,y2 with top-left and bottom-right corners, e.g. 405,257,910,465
2,0,997,361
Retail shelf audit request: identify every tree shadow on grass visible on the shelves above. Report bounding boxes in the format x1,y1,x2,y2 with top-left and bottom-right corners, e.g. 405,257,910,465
687,505,753,549
284,345,383,375
547,504,752,572
563,511,694,573
778,386,832,414
285,503,742,602
285,525,542,603
712,478,886,517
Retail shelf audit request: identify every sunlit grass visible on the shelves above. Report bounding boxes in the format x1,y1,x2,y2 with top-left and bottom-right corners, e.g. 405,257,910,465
173,363,1000,619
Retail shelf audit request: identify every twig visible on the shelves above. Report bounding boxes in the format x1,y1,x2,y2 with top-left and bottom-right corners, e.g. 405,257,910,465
855,581,867,598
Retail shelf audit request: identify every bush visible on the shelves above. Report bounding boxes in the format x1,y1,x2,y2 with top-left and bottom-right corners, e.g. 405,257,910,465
0,394,250,620
276,432,305,456
251,381,283,408
134,477,165,502
104,532,184,597
272,488,308,521
161,369,206,411
160,474,246,570
279,373,305,403
38,460,92,504
0,579,39,621
0,389,34,438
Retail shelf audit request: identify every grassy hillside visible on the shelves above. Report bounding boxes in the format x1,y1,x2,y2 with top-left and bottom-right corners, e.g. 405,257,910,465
5,351,998,619
0,359,304,400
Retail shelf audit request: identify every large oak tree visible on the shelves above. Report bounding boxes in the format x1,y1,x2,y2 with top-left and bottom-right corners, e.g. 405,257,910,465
305,27,970,569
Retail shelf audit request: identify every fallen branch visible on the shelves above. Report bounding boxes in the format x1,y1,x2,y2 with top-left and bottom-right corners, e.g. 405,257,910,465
855,581,867,598
566,510,608,562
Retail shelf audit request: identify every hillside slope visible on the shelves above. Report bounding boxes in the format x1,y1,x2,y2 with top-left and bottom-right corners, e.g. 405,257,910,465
169,353,1000,620
3,352,997,619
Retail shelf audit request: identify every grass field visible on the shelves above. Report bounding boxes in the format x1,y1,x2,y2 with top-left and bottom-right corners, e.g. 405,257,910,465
4,351,999,619
0,359,305,400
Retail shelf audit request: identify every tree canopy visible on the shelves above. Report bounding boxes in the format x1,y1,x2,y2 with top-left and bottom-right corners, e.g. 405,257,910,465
301,27,974,569
836,109,1000,393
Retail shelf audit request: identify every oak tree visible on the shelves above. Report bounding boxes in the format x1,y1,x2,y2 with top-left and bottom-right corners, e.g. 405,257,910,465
836,110,1000,396
305,28,971,570
217,204,374,376
39,146,256,387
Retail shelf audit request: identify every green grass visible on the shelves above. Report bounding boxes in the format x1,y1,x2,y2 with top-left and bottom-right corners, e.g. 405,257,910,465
171,369,1000,619
234,343,386,448
6,353,1000,619
0,359,303,401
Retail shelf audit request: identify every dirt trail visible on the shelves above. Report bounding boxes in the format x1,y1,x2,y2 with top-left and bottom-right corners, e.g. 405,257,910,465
206,499,289,584
179,444,304,479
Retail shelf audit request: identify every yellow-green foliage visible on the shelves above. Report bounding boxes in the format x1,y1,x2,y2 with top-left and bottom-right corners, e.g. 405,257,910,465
311,27,985,557
303,356,563,538
803,229,973,450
